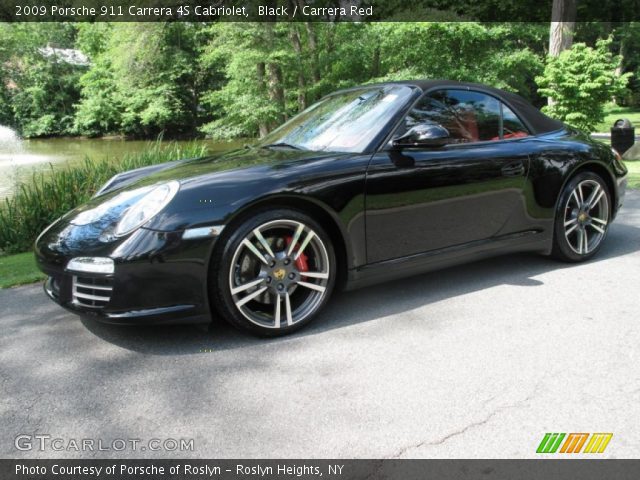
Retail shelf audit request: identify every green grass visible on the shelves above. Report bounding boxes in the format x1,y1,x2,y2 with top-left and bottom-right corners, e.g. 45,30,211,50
0,252,44,288
625,160,640,189
595,105,640,133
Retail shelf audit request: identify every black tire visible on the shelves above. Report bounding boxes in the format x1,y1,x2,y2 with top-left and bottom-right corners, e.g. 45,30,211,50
551,171,611,262
210,208,336,337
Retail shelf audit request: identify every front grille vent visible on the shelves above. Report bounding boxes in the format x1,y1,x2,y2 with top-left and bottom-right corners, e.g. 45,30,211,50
72,276,113,309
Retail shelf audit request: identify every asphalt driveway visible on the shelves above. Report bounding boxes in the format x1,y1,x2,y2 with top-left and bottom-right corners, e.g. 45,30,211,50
1,190,640,459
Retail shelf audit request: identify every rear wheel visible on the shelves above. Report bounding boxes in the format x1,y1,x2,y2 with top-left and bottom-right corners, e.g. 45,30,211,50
211,209,336,336
552,171,611,262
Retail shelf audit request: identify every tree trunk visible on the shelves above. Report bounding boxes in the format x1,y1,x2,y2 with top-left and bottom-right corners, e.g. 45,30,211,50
267,62,285,127
548,0,577,105
260,22,285,132
306,22,321,84
289,25,307,111
371,45,380,78
297,1,321,84
256,62,269,137
549,0,576,56
614,36,624,77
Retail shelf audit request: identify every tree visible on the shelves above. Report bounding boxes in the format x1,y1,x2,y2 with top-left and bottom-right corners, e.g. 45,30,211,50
0,24,15,127
548,0,577,105
200,22,547,139
73,24,121,136
370,23,544,100
537,38,631,131
74,23,221,138
549,0,577,56
200,23,292,139
1,23,83,137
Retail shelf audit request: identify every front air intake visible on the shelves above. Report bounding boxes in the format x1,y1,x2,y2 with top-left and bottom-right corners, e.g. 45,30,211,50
72,276,113,309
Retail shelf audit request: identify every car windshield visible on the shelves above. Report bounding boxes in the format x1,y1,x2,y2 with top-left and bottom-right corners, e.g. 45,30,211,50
258,85,415,153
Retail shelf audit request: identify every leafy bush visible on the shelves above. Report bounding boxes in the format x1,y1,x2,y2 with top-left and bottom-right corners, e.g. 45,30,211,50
537,38,632,132
0,142,207,254
201,22,547,139
1,23,84,138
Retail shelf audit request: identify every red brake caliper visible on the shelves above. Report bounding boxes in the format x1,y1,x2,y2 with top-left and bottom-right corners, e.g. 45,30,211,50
285,236,309,277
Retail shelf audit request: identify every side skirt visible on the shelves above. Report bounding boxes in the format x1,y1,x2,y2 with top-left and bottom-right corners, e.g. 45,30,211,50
345,230,551,291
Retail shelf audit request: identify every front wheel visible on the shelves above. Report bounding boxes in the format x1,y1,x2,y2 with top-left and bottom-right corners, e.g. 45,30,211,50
211,209,336,336
552,171,611,262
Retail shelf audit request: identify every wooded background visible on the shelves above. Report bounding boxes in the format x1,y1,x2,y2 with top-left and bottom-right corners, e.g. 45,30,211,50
0,18,637,138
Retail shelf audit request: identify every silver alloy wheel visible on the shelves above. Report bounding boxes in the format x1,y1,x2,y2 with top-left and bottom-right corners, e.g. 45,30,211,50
228,219,330,329
563,179,609,255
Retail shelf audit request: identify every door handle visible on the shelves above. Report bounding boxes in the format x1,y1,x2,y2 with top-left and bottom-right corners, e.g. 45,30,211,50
501,161,525,177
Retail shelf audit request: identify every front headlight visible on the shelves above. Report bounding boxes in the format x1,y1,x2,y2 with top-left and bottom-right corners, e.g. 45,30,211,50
114,181,180,236
69,181,180,237
72,188,150,226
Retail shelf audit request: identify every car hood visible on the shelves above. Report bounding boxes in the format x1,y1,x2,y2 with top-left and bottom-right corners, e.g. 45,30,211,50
53,146,356,236
103,146,348,191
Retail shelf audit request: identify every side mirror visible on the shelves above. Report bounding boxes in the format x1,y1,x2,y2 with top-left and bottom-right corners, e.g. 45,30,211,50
392,124,451,149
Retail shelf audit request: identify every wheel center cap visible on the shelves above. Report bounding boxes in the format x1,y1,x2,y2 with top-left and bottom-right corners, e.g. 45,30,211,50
578,212,588,223
273,268,286,281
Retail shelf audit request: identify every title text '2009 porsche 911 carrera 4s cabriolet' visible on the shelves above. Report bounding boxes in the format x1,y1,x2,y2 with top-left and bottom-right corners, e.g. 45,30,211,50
35,80,628,336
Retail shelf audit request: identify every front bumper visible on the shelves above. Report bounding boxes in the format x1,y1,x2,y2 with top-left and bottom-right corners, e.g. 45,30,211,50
35,224,218,325
42,273,207,325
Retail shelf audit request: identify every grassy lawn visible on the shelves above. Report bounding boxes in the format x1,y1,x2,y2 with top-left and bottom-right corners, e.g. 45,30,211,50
625,160,640,190
595,105,640,133
0,252,45,289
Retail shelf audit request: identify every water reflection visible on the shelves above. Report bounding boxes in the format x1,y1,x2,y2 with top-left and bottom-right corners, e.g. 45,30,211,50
0,129,247,200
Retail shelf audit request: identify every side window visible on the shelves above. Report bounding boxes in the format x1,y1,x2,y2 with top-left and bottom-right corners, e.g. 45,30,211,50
400,89,502,144
502,104,530,139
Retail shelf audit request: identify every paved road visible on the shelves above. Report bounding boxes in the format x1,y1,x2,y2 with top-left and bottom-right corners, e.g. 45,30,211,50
2,191,640,459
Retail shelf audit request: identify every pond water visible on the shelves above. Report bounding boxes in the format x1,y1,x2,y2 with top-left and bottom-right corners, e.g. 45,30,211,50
0,126,247,200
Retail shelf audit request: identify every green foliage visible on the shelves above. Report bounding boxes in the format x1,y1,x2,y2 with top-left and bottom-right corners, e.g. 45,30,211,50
200,23,294,139
614,22,640,106
74,23,221,138
1,23,83,137
73,24,121,137
73,53,122,137
0,81,12,127
0,25,15,127
537,38,633,131
369,23,544,96
0,142,207,254
1,21,638,138
201,22,546,139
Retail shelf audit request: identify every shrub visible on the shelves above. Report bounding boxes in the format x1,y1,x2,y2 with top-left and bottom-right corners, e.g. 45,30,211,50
0,142,207,254
537,38,632,132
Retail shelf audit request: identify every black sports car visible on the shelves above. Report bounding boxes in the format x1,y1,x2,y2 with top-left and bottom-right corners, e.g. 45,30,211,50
35,80,628,336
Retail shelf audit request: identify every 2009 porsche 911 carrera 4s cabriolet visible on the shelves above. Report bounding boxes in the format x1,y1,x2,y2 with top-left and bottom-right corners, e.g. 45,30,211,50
35,80,628,336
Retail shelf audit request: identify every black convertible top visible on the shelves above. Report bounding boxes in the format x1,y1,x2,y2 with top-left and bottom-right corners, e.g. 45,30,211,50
373,80,566,135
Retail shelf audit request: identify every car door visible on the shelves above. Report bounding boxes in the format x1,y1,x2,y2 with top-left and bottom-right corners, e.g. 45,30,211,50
365,89,531,264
